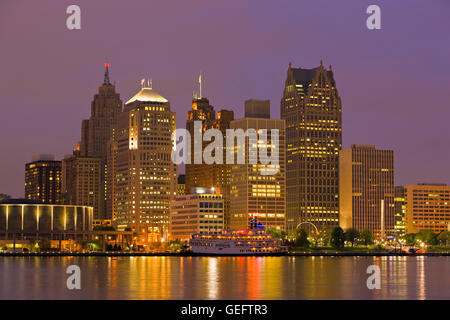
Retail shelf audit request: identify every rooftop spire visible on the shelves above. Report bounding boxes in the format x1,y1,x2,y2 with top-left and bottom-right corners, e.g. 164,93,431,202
104,62,111,85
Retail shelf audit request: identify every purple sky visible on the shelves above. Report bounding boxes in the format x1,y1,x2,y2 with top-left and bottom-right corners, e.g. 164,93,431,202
1,0,449,198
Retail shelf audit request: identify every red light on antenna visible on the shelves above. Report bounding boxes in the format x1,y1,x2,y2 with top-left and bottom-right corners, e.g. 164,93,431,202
105,62,110,68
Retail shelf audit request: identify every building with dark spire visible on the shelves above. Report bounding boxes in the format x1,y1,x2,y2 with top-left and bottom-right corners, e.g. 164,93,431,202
62,63,122,219
280,61,342,231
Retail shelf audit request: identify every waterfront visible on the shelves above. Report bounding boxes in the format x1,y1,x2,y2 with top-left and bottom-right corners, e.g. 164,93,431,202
0,256,448,299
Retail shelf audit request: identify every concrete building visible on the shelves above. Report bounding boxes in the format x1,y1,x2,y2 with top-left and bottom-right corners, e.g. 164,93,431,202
169,191,224,242
25,154,62,204
245,99,270,119
339,144,394,239
404,183,450,234
229,111,286,231
62,155,102,219
78,63,123,220
109,82,177,243
280,62,342,231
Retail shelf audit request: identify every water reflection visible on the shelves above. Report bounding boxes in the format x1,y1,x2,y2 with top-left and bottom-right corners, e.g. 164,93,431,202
0,256,447,299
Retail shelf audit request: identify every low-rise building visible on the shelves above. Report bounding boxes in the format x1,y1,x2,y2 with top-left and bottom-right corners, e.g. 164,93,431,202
169,191,224,242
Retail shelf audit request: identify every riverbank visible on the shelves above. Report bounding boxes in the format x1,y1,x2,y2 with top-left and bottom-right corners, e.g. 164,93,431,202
0,251,449,257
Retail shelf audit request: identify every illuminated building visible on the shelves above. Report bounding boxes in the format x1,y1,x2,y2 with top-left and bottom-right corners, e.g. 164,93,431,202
62,155,102,219
0,199,132,251
405,183,450,234
394,186,407,237
185,96,234,227
339,144,394,239
177,174,186,196
110,81,177,243
169,190,224,242
78,63,123,219
25,154,62,204
229,106,286,230
280,62,342,231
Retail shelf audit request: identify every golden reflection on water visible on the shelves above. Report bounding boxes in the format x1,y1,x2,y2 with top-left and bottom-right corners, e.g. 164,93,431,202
0,256,448,299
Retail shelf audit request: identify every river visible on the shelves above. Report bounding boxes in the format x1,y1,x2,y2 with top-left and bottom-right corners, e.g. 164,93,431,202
0,256,448,299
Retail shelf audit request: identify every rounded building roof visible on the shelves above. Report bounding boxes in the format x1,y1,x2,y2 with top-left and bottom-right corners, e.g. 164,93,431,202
125,87,168,105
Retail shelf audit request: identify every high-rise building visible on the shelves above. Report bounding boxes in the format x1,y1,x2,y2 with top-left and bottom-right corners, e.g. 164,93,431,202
394,186,407,237
78,63,122,219
62,155,102,218
185,96,234,227
185,97,216,192
110,82,177,243
280,62,342,231
25,154,62,204
404,183,450,234
339,144,394,239
229,106,286,231
169,191,224,242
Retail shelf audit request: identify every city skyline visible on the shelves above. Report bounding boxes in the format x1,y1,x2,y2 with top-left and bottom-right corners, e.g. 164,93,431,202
1,1,450,198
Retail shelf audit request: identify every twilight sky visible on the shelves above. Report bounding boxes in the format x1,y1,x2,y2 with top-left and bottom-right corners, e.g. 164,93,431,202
0,0,449,198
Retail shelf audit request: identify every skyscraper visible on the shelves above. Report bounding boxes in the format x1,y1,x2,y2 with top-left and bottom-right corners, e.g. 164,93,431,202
339,144,394,239
185,97,216,193
185,97,234,227
78,63,122,219
229,104,286,230
281,62,342,231
25,154,62,204
110,81,177,243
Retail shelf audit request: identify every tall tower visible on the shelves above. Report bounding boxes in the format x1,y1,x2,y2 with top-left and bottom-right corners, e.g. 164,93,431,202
281,62,342,231
25,154,62,204
111,81,177,243
78,63,123,219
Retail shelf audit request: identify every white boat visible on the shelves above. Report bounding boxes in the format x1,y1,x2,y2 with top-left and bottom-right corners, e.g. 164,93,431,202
189,225,287,256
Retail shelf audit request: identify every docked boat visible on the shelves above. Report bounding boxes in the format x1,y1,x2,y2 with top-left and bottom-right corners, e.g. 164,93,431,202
189,224,287,256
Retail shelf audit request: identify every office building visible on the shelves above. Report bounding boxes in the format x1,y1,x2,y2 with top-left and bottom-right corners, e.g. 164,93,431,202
169,191,224,242
280,61,342,231
405,183,450,234
25,154,62,204
229,107,286,230
110,81,177,243
339,144,394,239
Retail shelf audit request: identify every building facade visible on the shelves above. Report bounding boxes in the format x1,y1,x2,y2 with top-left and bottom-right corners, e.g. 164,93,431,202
25,154,62,204
62,155,102,219
280,62,342,231
405,183,450,234
78,63,122,219
339,144,394,239
229,112,286,231
169,191,224,242
110,83,177,243
394,186,407,237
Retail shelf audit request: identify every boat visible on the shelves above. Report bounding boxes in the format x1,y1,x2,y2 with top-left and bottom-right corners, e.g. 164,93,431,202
189,223,287,256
